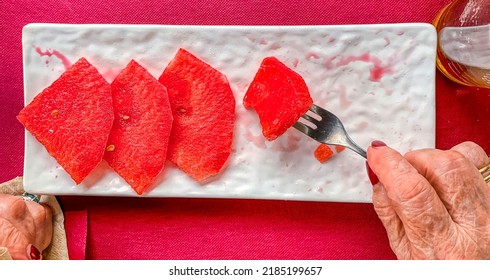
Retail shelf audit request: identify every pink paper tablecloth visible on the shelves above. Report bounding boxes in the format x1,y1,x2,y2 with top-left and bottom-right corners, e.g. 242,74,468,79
1,0,489,259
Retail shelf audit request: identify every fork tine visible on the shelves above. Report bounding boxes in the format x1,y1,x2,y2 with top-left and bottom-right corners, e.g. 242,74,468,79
293,122,315,136
309,103,332,118
300,113,320,125
308,104,322,114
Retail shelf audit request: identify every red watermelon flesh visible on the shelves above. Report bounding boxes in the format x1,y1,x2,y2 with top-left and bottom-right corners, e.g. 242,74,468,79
17,57,114,184
243,57,313,141
158,48,235,182
314,144,334,163
104,60,173,195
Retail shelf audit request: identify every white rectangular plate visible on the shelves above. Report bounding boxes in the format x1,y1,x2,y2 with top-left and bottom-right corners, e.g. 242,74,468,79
22,23,436,202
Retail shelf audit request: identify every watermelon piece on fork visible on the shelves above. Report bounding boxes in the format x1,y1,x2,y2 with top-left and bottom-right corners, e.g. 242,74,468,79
243,56,313,141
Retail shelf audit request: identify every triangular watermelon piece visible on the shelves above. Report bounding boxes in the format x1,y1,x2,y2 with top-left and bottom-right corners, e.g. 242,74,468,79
244,57,313,141
104,60,173,195
17,57,114,184
158,48,235,182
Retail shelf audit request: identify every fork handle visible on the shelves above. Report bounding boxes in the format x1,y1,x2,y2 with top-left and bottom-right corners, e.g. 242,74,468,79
346,138,367,159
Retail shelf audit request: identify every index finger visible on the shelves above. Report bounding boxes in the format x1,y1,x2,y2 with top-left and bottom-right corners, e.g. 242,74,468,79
367,144,453,246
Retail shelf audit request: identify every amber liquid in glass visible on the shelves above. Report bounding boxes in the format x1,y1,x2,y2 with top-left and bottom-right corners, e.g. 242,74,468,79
434,3,490,88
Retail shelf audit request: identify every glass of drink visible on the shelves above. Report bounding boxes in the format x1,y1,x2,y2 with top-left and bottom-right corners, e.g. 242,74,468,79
433,0,490,88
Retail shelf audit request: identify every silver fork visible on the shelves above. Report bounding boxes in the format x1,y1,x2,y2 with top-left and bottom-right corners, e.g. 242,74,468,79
293,104,367,159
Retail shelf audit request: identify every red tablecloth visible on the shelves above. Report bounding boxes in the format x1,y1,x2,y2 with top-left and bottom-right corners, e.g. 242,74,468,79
1,0,489,260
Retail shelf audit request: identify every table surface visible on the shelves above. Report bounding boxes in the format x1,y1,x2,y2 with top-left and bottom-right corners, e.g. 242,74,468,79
1,0,489,260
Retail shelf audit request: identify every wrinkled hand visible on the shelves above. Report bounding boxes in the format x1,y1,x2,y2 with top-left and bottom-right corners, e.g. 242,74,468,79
367,141,490,259
0,194,52,260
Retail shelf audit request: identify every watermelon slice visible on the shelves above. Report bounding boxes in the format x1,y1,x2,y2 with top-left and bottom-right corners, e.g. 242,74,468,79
243,57,313,141
104,60,173,195
158,48,235,182
17,57,113,184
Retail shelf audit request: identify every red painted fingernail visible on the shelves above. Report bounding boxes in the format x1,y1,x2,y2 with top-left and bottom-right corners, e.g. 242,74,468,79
371,140,387,148
366,161,379,186
28,244,41,260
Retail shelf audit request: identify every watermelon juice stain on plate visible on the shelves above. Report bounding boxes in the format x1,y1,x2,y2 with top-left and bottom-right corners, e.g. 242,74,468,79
384,37,391,47
100,68,124,83
338,85,353,110
270,132,301,153
305,52,321,60
269,43,282,50
334,53,393,82
34,46,72,70
291,58,299,68
355,121,369,131
244,129,266,149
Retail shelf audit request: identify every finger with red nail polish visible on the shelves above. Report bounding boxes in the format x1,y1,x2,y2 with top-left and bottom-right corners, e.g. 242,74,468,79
27,244,41,260
366,161,379,186
366,140,386,185
371,140,387,148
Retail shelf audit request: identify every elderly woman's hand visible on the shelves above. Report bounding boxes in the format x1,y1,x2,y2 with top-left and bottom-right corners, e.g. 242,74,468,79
366,141,490,259
0,194,52,260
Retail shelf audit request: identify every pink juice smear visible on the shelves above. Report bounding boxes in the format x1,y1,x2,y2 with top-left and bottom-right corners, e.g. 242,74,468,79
369,63,392,82
270,132,301,152
34,46,72,70
338,85,352,109
336,53,392,82
101,68,123,83
269,42,281,50
323,55,338,70
306,52,320,60
291,58,299,68
244,129,266,149
336,53,371,67
356,121,369,131
383,37,391,47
